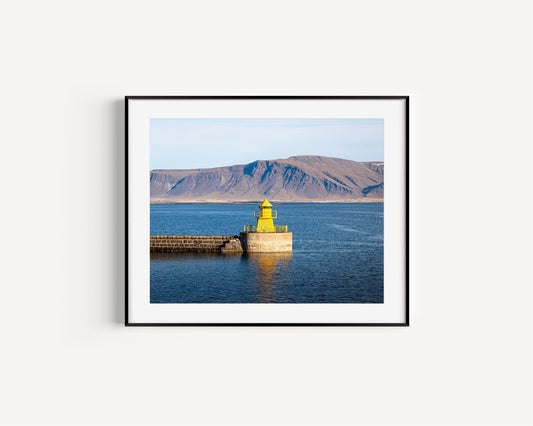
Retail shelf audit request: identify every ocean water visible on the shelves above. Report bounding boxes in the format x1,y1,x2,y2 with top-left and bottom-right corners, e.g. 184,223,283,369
150,203,383,303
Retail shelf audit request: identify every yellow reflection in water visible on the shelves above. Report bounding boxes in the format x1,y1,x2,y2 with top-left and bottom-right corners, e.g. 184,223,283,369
246,252,293,302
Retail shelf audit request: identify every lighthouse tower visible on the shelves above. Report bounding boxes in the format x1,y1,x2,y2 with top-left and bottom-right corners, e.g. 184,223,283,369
255,199,276,232
241,198,292,252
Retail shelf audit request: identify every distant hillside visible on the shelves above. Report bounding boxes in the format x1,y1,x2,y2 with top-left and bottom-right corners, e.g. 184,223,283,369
150,155,384,203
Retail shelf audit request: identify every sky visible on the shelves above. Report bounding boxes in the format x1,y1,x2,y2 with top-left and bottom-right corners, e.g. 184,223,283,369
150,118,383,170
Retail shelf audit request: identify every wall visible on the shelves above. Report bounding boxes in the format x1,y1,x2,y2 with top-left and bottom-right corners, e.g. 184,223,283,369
150,235,243,253
240,232,293,253
0,1,531,425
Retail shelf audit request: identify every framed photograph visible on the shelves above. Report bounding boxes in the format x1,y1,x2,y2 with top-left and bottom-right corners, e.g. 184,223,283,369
126,96,409,326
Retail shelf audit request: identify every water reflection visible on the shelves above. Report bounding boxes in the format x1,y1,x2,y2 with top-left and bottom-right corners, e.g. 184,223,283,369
245,252,293,302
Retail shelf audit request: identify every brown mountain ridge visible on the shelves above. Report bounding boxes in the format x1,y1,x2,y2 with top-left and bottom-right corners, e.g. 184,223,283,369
150,155,384,203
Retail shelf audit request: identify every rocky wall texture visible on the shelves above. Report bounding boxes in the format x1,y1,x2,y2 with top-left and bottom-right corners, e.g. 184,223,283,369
150,235,243,254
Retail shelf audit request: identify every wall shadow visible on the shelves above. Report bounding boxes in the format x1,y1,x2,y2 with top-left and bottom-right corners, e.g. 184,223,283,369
111,99,125,324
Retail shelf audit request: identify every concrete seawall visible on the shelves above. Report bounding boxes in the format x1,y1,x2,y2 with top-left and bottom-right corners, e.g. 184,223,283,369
240,232,293,253
150,235,243,254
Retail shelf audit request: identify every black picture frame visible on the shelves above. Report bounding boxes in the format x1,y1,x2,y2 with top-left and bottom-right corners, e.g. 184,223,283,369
125,96,409,327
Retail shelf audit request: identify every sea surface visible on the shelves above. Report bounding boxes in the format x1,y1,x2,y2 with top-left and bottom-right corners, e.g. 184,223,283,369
150,203,383,303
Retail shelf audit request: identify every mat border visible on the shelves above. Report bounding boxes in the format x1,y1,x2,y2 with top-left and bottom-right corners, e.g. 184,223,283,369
125,95,409,327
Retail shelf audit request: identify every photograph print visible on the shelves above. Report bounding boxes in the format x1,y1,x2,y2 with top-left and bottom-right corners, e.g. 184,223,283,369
126,97,408,325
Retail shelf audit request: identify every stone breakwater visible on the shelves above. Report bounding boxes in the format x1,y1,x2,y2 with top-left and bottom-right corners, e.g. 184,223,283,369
150,233,293,254
150,235,243,254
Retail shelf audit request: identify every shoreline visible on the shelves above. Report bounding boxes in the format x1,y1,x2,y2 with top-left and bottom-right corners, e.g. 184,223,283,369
150,199,384,205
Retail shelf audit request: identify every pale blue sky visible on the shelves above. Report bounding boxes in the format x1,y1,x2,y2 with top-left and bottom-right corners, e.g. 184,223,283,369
150,118,383,170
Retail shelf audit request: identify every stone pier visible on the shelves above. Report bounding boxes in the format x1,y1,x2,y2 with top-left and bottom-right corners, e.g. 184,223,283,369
150,235,243,254
150,233,293,254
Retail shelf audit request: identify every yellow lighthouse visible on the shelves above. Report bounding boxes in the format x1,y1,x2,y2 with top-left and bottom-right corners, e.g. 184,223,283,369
241,198,292,252
244,198,287,233
256,198,275,232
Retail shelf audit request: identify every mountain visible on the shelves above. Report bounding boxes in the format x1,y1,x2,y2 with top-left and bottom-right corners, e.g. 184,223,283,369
150,155,384,203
